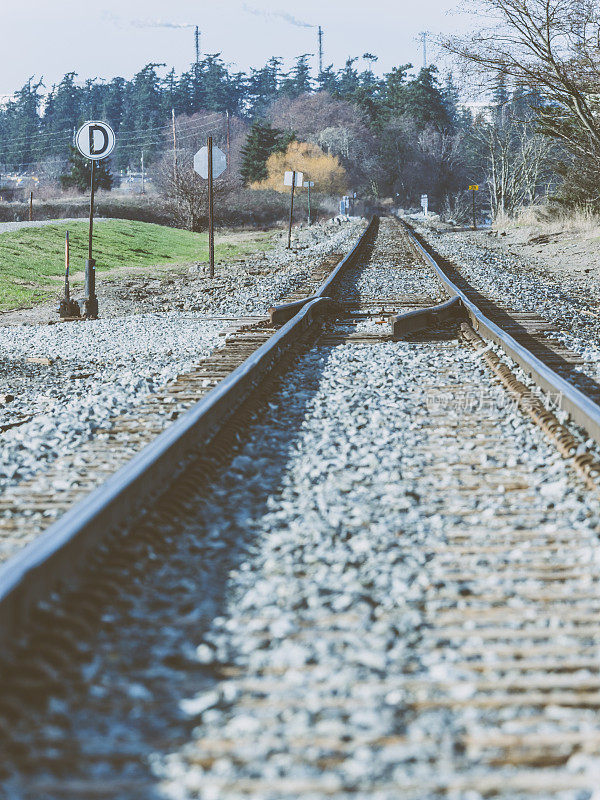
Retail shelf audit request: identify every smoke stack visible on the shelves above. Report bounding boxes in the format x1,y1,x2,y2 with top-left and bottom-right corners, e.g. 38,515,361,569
318,25,323,74
195,26,201,64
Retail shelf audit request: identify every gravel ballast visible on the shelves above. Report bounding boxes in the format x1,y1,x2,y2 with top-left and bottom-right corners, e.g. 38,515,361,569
411,219,600,383
0,218,365,495
2,218,599,799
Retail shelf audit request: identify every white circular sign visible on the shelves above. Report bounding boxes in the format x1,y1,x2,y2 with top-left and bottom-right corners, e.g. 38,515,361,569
75,121,116,161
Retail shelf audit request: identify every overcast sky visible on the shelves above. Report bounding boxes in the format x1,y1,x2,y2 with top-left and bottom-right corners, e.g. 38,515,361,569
1,0,473,97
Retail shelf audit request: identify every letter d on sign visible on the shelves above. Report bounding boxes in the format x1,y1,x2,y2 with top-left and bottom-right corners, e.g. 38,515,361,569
89,125,109,158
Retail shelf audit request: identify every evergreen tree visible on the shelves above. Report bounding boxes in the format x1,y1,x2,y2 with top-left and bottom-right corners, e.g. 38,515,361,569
248,57,282,117
280,55,313,99
240,121,293,185
60,146,113,192
0,78,43,168
336,58,361,97
442,73,460,127
383,65,411,115
317,65,338,93
399,67,451,129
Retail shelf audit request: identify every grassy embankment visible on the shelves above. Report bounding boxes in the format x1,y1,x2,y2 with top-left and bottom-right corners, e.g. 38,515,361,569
0,219,274,310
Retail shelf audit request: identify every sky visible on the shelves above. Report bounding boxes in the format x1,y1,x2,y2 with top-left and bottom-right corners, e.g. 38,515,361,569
0,0,474,97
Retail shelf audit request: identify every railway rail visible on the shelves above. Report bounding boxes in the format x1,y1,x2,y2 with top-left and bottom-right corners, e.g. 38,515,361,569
1,216,600,797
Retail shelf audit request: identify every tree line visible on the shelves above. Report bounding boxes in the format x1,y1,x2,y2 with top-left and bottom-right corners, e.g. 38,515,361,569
1,34,576,222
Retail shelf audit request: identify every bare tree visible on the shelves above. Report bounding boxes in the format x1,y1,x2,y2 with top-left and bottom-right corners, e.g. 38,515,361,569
443,0,600,165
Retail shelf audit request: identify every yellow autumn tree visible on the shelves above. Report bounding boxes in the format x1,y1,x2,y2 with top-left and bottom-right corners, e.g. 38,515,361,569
251,140,347,195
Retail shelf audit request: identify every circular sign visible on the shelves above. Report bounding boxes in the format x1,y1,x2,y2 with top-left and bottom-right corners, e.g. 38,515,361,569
75,121,116,161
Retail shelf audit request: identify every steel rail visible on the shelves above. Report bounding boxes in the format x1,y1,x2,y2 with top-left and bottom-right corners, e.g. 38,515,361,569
398,218,600,445
269,216,378,325
0,297,334,638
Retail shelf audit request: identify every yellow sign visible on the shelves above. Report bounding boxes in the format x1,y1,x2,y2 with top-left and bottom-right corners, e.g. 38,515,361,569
469,185,479,191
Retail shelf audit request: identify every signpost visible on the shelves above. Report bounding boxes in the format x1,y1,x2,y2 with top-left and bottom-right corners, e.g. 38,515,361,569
194,139,227,278
421,194,428,217
75,120,116,318
304,179,314,225
284,170,303,249
469,185,479,229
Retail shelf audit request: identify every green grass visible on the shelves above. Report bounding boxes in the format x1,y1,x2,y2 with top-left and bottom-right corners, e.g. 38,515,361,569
0,219,274,310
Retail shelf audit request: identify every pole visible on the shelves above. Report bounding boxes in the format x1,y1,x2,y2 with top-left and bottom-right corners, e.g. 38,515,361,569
29,191,33,221
421,32,428,68
65,230,70,302
172,108,178,173
472,189,477,230
226,110,231,163
307,181,311,225
318,26,323,74
141,151,145,194
84,160,98,318
287,170,296,249
208,135,215,278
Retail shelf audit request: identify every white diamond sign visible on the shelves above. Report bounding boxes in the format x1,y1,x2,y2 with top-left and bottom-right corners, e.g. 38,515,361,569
194,146,227,179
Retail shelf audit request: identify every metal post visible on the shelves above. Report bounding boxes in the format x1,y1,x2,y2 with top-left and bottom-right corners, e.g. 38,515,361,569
208,135,215,278
141,151,145,194
287,170,296,250
472,189,477,230
307,181,311,225
65,231,70,302
29,191,33,221
84,160,98,318
59,229,77,318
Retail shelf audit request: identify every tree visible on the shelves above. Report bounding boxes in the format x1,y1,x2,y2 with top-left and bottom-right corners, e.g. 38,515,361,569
240,121,293,185
443,0,600,205
280,55,313,99
60,147,113,192
252,140,347,194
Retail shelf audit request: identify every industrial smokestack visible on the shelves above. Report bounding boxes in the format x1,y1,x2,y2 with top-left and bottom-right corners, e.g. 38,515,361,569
318,26,323,74
195,26,201,64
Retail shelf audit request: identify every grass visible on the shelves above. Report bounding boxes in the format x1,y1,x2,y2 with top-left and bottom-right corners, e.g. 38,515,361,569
494,205,600,239
0,219,274,310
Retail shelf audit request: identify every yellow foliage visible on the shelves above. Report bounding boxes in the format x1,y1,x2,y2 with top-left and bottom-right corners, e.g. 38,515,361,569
251,140,347,194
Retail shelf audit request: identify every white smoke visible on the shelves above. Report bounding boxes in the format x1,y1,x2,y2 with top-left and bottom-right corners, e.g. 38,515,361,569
130,19,196,30
242,4,315,28
104,14,195,30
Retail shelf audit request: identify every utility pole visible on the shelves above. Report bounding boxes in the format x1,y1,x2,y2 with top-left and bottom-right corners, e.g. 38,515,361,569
171,108,178,172
318,26,324,74
172,108,178,199
207,135,215,278
420,31,428,68
226,110,231,163
28,191,33,221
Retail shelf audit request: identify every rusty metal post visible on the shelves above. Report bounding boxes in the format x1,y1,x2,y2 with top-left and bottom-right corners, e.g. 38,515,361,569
28,191,33,221
65,231,70,302
472,189,477,230
287,170,296,250
208,135,215,278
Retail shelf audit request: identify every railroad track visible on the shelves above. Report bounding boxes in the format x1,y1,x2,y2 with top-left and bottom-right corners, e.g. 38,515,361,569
2,216,600,797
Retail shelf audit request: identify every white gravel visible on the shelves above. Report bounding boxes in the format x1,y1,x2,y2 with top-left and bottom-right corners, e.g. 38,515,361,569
2,216,599,799
411,219,600,382
0,219,366,493
153,337,597,800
